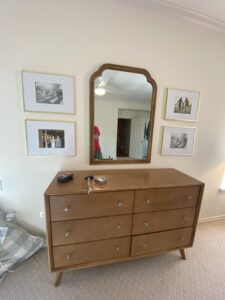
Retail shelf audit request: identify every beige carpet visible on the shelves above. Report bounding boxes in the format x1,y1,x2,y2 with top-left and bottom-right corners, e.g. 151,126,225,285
1,220,225,300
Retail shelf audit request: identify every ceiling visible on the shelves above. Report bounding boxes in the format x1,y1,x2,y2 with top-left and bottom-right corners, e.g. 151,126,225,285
95,70,152,102
119,0,225,34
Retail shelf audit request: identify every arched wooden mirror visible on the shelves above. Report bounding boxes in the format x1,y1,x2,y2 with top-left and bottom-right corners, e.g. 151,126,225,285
90,64,157,164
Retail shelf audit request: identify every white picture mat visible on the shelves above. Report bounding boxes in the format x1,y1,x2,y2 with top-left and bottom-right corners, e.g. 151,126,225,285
22,71,74,114
162,126,196,155
165,89,200,121
26,120,75,156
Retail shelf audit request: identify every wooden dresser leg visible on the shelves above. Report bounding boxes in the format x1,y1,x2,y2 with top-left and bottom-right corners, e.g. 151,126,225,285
55,272,63,287
179,249,186,260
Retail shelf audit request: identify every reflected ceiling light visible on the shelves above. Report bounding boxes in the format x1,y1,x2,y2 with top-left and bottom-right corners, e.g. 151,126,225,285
95,87,106,96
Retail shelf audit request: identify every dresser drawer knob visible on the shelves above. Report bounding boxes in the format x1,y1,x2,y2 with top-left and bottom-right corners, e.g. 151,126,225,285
116,224,122,230
182,216,188,221
115,245,120,252
146,199,151,205
65,231,71,237
118,201,123,207
169,195,173,200
144,222,149,227
142,243,147,248
186,195,192,200
65,254,72,260
64,206,70,212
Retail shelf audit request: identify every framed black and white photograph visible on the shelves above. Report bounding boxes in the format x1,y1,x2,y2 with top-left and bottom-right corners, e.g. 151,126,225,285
22,71,74,114
162,126,196,155
25,120,75,156
165,88,200,121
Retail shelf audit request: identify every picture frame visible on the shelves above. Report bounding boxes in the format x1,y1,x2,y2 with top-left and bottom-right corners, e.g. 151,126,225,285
165,88,200,121
162,126,196,156
22,71,74,114
25,120,75,156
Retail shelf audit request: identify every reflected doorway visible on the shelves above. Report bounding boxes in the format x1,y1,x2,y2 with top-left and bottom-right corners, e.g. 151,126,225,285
117,119,131,157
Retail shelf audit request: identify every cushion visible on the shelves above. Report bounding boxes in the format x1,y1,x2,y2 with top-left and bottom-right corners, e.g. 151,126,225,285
0,214,43,283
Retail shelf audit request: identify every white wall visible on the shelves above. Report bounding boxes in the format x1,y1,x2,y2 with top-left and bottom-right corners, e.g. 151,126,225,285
95,96,150,158
95,98,118,159
1,0,225,234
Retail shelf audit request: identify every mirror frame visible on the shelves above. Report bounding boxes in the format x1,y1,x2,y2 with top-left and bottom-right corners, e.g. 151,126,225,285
89,63,157,165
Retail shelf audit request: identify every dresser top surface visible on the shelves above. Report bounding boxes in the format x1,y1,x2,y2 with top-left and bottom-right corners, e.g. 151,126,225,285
44,168,204,196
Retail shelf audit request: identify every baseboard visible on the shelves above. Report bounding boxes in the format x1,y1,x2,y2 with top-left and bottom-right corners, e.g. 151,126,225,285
198,215,225,223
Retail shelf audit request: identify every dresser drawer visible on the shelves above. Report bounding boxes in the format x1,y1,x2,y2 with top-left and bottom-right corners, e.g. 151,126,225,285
53,236,131,268
134,186,199,213
131,227,193,256
50,191,134,221
132,207,196,235
52,215,132,246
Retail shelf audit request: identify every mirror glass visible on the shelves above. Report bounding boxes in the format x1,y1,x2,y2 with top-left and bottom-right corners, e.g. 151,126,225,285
90,64,157,164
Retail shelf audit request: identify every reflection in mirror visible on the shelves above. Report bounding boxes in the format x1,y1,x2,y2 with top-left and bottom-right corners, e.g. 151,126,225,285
90,64,157,164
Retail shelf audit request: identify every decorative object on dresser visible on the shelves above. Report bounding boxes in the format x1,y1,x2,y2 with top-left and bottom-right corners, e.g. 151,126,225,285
22,71,75,114
165,88,200,121
44,168,204,287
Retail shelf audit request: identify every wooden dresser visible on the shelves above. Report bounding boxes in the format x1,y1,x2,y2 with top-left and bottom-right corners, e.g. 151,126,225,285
44,168,204,286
